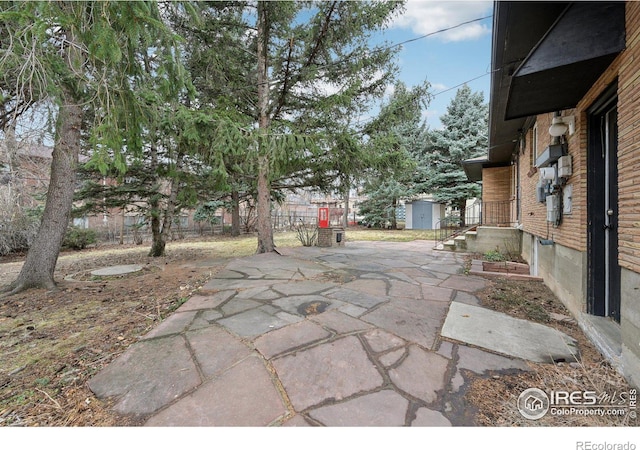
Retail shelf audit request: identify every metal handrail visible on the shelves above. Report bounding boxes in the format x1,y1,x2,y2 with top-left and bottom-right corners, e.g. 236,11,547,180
434,202,482,248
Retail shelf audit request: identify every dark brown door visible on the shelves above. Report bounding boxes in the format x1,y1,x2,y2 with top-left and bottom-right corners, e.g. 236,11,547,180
587,84,620,323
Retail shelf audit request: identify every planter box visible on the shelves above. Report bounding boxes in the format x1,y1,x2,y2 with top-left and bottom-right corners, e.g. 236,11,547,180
482,261,530,275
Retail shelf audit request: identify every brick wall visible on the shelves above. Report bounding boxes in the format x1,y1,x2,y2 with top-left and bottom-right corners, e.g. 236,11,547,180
481,166,515,225
617,2,640,272
519,112,586,252
517,1,640,273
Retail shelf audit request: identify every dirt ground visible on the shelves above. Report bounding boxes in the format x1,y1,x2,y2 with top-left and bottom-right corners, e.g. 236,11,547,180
0,239,227,426
468,273,637,427
0,239,637,426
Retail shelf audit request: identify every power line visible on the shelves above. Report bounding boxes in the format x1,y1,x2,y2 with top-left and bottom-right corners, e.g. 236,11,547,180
386,15,493,52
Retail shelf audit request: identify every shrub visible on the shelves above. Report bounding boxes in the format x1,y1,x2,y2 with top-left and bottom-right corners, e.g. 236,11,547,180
0,216,39,256
484,249,506,262
295,223,317,247
63,227,97,250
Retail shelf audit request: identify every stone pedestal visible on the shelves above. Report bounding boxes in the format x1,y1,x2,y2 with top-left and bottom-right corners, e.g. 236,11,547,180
317,227,345,248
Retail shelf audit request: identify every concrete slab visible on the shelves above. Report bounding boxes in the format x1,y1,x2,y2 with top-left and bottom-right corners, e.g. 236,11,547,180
456,345,530,374
272,336,384,411
144,356,286,426
308,390,409,426
90,264,142,276
441,301,579,363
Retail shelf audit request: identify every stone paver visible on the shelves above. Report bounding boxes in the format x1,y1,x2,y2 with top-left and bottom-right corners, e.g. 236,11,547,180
254,320,332,359
176,291,234,312
217,308,298,338
362,299,448,349
412,407,452,426
87,241,547,426
272,335,384,411
388,345,450,404
309,309,374,334
144,356,286,426
142,311,198,339
87,335,201,416
362,329,405,353
187,326,253,377
308,390,409,426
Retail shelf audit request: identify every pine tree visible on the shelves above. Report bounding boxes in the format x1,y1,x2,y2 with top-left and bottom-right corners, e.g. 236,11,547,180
358,81,431,229
418,84,488,226
0,1,190,293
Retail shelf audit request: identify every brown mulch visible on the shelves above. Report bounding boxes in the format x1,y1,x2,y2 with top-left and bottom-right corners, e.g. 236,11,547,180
0,243,224,426
464,273,637,427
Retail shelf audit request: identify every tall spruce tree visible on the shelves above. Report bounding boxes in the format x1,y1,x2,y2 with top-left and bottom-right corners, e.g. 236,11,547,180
418,84,488,226
357,81,431,229
176,1,404,253
0,1,190,293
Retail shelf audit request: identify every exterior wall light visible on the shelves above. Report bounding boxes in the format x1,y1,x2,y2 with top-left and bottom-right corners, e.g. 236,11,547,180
548,115,575,137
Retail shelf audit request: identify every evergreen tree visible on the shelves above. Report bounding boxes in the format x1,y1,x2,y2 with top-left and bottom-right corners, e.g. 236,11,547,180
418,84,488,226
358,81,431,229
176,1,404,253
0,1,189,293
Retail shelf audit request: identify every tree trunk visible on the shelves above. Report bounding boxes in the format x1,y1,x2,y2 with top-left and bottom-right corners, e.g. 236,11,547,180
255,1,275,253
342,184,349,228
256,154,274,253
148,142,164,257
391,197,398,230
5,88,81,293
231,189,240,237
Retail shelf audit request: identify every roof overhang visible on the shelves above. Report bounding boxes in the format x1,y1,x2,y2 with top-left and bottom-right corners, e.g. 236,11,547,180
462,155,511,182
489,2,625,164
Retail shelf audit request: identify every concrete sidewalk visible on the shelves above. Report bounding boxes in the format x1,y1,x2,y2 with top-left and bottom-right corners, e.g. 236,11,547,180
87,241,575,426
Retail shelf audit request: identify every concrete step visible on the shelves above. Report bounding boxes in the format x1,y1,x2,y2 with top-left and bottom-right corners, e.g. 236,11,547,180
443,240,456,251
453,235,467,250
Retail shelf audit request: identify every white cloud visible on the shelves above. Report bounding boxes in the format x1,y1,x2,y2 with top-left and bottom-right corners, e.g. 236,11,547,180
431,82,447,92
393,0,492,43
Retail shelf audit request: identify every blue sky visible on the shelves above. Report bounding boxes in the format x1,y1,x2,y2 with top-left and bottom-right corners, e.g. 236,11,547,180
382,0,494,129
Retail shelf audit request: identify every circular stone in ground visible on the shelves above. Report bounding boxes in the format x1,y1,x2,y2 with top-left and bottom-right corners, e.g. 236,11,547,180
91,264,143,277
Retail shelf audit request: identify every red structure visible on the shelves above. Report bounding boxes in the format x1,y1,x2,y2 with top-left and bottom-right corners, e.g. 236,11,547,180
318,207,329,228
